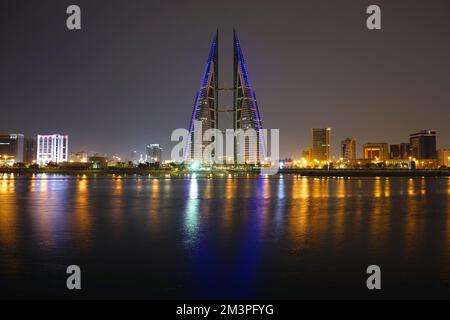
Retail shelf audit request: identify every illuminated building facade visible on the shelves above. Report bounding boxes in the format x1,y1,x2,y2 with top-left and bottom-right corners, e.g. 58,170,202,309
437,149,450,167
233,30,265,163
185,30,265,164
341,138,356,161
302,148,313,163
146,144,163,163
37,134,69,165
363,143,389,161
186,31,218,163
410,130,437,160
312,128,331,162
69,151,88,163
0,134,24,164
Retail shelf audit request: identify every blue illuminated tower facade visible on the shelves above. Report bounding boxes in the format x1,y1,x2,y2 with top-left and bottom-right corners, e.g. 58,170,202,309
186,30,264,163
233,29,265,163
185,30,219,162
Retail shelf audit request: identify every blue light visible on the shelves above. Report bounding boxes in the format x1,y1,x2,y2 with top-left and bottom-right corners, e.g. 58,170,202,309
185,31,219,161
234,30,267,157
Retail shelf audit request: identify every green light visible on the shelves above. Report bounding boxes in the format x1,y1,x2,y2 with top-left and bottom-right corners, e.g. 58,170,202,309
190,162,201,171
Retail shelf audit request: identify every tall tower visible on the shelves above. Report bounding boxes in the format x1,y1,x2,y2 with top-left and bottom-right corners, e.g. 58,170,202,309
185,30,219,162
312,128,331,162
341,138,356,161
185,30,264,164
233,29,265,163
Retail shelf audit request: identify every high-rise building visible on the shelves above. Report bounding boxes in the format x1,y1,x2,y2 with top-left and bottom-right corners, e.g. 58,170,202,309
341,138,356,161
233,30,265,164
390,144,401,159
312,128,331,162
363,143,389,161
146,144,163,163
410,130,437,159
24,137,37,164
0,134,24,164
437,149,450,167
400,143,411,159
185,30,265,164
37,134,69,165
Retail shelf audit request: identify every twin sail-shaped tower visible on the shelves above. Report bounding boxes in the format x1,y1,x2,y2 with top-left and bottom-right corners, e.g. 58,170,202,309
185,29,265,164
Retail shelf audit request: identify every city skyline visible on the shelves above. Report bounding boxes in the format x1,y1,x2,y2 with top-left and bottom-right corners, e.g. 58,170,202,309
1,1,450,302
1,1,450,159
0,127,445,164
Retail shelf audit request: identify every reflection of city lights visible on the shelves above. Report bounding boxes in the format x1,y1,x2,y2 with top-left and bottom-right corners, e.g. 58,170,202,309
448,177,450,196
73,178,92,249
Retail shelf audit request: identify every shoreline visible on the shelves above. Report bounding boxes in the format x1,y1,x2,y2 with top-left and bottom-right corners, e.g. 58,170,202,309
0,168,449,177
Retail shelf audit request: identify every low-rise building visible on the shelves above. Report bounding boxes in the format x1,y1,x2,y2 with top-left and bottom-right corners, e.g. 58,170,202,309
363,143,389,161
0,134,24,164
437,149,450,167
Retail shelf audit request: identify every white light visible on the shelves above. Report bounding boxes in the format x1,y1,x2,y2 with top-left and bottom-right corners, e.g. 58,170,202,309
37,134,69,166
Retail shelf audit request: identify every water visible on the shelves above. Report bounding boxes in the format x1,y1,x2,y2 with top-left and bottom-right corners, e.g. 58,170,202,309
0,174,449,299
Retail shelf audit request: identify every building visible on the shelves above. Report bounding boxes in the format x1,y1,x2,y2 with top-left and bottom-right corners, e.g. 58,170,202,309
24,137,37,164
363,143,389,161
341,138,356,162
437,149,450,167
130,150,138,163
89,156,108,169
69,151,88,163
400,143,411,159
312,128,331,162
390,144,400,159
185,30,265,164
146,144,163,163
0,134,24,164
233,30,265,164
410,130,437,160
302,148,313,163
37,134,69,165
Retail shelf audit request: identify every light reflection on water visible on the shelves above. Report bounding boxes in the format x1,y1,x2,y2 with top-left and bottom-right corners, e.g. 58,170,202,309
111,175,124,234
0,174,17,251
222,176,237,234
72,177,92,250
446,177,450,267
0,174,449,299
30,176,72,252
148,178,161,233
184,175,200,249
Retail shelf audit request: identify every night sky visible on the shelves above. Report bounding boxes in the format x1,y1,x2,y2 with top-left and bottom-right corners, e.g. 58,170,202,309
1,0,449,159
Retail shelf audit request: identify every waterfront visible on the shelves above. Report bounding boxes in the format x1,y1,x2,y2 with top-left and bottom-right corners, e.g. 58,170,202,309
1,168,449,177
0,174,450,299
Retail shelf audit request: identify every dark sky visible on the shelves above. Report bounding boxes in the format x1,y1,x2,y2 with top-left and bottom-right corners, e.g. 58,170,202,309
1,0,449,159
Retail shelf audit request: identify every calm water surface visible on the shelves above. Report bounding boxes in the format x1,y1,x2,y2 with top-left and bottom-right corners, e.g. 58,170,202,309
0,174,449,299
